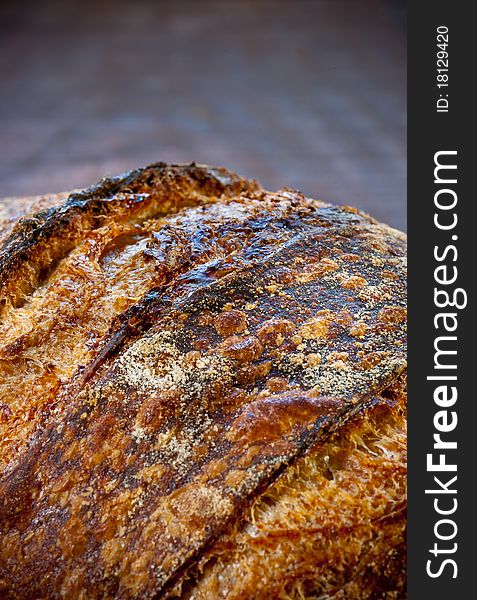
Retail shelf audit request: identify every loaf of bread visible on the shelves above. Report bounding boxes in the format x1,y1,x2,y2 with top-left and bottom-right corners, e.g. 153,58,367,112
0,164,407,599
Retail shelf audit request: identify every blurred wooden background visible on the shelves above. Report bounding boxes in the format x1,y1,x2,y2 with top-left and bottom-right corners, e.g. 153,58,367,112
0,0,406,230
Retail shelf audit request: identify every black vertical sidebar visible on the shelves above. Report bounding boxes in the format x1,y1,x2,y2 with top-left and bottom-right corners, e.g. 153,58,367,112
408,2,474,598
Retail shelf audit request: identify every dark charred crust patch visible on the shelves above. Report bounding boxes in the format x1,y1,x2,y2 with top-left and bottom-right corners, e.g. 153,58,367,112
0,162,258,310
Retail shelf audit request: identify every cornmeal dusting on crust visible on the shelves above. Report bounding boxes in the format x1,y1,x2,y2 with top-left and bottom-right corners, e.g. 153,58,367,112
0,163,407,599
114,331,233,398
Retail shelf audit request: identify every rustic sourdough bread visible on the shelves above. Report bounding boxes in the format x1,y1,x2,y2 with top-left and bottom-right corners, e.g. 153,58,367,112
0,164,406,599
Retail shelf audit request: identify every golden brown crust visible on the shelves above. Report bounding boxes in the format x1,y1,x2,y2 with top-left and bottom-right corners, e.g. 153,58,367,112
175,378,406,600
0,164,406,599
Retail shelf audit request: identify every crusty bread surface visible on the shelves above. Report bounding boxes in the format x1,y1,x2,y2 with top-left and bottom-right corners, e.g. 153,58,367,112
0,164,407,599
